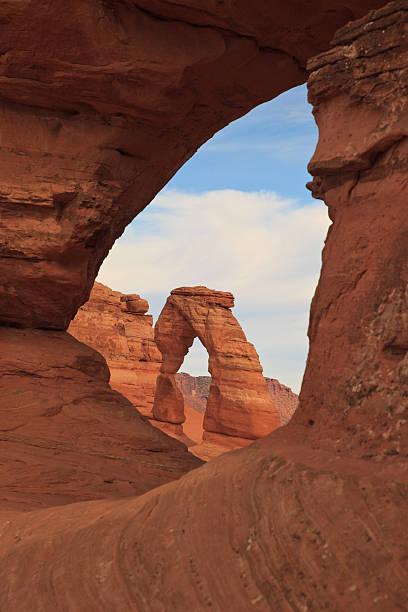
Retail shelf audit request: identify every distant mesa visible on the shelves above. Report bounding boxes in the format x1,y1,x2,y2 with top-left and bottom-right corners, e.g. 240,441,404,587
69,282,298,460
175,373,298,427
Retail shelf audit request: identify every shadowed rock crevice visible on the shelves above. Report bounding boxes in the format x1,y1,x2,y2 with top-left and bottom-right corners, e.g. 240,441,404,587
69,282,162,418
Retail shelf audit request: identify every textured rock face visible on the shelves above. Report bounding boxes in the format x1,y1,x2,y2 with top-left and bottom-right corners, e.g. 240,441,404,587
177,372,299,425
0,327,201,511
300,0,408,461
69,282,161,417
153,287,281,440
265,378,299,425
175,373,209,414
1,435,406,611
0,0,385,330
1,2,406,610
69,288,296,447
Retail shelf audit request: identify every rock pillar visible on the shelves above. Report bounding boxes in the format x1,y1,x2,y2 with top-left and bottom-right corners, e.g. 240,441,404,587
295,1,408,462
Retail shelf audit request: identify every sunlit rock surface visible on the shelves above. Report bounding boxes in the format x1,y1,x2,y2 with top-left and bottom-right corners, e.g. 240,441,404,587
153,286,281,441
69,282,161,418
69,284,297,455
0,1,406,610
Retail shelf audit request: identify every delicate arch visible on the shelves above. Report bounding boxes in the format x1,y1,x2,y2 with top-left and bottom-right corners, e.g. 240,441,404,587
153,286,281,441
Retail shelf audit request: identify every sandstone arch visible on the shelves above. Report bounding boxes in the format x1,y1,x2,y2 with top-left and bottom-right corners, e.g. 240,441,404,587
153,287,281,442
1,2,407,610
0,0,385,330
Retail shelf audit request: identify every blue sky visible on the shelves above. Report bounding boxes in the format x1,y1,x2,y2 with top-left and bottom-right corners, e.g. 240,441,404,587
166,84,318,198
98,84,330,393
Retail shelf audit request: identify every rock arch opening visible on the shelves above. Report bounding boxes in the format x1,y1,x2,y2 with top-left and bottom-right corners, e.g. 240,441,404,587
98,84,329,400
152,286,281,447
174,339,209,445
1,2,406,609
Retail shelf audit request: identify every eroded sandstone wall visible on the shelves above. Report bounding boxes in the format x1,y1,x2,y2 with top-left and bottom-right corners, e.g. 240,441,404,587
69,282,161,417
176,372,299,425
265,377,299,425
298,0,408,461
69,284,297,451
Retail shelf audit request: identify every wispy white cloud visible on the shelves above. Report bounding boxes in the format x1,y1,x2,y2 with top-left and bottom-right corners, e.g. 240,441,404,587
237,101,313,127
204,137,315,160
98,189,330,393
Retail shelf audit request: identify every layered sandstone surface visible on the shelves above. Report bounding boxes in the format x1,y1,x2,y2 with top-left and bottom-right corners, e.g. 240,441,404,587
69,281,161,417
1,435,405,612
175,373,299,438
69,286,296,450
302,0,408,460
0,1,406,610
153,287,281,441
0,327,201,512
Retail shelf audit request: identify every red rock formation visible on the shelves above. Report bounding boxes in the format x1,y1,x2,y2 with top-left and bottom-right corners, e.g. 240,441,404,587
0,2,405,610
0,327,201,511
177,372,299,426
0,0,384,332
175,373,208,414
300,0,408,460
153,287,281,442
69,282,161,418
69,286,296,449
265,378,299,425
8,434,408,612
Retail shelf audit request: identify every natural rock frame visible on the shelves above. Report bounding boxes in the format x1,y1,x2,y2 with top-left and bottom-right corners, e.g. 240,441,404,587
1,1,407,610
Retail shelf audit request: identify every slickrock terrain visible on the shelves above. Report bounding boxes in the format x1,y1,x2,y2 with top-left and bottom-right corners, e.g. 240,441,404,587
69,281,161,418
177,372,299,426
2,433,405,612
0,1,406,610
153,287,281,443
0,327,201,512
